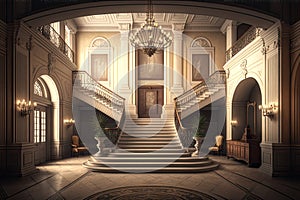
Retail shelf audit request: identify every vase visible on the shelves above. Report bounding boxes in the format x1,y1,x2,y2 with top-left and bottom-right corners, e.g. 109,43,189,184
192,136,203,157
94,136,105,156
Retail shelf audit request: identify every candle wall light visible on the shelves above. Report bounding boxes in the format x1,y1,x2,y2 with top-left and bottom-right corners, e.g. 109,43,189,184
64,118,75,126
16,99,37,116
258,103,278,117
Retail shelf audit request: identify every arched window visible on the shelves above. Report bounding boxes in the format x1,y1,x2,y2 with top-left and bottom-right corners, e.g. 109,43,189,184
189,37,215,83
34,78,48,98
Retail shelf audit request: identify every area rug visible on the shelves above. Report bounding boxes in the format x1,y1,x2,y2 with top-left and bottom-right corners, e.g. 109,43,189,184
84,185,216,200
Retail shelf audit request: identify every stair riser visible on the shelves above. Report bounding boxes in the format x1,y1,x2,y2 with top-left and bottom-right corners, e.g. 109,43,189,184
83,165,219,173
118,139,177,142
91,158,208,162
86,163,213,168
120,135,178,139
117,142,181,145
118,146,182,149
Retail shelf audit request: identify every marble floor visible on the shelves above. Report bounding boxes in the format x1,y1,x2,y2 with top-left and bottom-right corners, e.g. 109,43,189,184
0,156,299,200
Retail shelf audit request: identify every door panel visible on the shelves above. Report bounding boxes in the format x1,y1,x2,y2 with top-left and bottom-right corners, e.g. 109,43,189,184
138,86,163,118
34,107,48,165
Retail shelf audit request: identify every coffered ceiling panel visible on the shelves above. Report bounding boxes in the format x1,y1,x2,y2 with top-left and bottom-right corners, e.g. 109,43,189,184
73,13,226,32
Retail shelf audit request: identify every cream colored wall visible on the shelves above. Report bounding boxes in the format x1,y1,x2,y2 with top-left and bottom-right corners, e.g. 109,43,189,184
76,32,119,70
75,30,226,117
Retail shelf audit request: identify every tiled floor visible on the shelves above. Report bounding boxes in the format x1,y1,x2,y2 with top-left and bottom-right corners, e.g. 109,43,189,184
0,156,299,200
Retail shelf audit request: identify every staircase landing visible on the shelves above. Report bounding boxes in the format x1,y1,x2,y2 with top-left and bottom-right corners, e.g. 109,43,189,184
83,118,219,173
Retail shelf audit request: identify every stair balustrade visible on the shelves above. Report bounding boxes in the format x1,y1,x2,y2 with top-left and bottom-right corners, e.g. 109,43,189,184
72,71,125,122
174,70,226,115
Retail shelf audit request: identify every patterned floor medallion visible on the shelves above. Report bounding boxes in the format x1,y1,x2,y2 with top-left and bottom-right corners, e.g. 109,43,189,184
84,186,216,200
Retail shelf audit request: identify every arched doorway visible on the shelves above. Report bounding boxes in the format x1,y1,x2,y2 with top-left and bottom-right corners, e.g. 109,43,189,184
232,78,262,140
230,78,262,166
292,62,300,144
33,75,60,165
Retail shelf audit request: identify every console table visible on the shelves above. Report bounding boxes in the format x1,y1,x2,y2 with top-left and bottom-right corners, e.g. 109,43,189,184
226,140,261,167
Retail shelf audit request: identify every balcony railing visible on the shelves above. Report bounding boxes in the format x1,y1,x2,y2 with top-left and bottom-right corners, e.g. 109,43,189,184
225,27,262,62
37,25,75,62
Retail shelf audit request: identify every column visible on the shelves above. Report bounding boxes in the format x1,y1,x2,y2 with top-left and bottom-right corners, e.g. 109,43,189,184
118,23,130,94
221,20,237,50
171,23,185,97
118,23,137,117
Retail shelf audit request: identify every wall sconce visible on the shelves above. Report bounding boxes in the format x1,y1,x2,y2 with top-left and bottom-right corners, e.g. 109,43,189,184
64,118,75,126
16,99,37,116
259,103,278,117
231,120,238,127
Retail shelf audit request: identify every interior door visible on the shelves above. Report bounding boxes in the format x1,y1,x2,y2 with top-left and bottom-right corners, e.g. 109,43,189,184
34,106,48,165
138,86,164,118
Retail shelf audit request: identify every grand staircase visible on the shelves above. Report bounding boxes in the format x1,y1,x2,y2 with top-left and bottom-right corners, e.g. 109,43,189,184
73,70,225,173
83,118,219,173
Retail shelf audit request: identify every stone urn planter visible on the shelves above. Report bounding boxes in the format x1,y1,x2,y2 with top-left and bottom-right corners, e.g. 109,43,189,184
94,136,106,156
192,136,204,157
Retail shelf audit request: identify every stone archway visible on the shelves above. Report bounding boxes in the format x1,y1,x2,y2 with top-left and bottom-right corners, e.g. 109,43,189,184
231,78,262,141
227,77,262,167
292,62,300,144
40,75,60,160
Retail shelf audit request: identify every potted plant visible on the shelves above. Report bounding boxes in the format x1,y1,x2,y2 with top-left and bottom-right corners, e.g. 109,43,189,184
192,115,207,157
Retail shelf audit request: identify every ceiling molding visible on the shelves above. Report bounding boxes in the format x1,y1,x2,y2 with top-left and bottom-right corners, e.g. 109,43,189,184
73,13,226,33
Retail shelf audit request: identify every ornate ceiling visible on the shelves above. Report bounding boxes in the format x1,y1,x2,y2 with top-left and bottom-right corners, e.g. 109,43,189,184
72,13,226,32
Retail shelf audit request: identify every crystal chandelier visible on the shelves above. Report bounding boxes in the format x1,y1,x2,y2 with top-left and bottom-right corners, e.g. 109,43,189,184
129,0,172,57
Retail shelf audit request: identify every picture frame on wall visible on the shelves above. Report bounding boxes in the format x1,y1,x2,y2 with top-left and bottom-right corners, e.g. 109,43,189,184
137,49,164,80
91,54,108,81
192,54,210,82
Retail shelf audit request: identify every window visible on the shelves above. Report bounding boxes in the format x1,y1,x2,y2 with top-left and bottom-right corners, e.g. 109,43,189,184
34,78,48,98
34,110,47,143
50,22,60,34
65,24,71,48
34,81,43,97
189,37,215,83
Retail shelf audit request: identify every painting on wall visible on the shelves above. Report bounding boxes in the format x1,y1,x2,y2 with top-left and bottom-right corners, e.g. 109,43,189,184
91,54,108,81
138,50,164,80
192,54,210,82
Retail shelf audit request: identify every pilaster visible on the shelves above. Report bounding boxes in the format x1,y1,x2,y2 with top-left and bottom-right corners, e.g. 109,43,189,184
171,23,185,97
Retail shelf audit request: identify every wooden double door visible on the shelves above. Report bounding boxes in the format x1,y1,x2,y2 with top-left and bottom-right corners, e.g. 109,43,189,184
138,86,164,118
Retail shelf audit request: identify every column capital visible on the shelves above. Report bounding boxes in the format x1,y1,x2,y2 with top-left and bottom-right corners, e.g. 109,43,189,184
172,23,185,33
118,23,131,31
220,20,237,34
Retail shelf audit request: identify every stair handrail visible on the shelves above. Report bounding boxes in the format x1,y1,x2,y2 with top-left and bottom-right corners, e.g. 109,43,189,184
72,70,125,114
174,70,226,109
